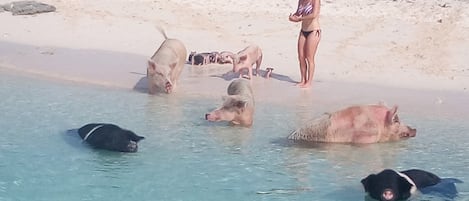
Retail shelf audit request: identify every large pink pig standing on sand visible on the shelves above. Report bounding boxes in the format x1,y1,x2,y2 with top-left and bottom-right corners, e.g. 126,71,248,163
288,104,416,144
147,27,187,94
229,45,263,80
205,78,255,127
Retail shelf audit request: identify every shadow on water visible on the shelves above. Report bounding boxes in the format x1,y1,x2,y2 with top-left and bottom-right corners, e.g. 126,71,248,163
62,128,85,150
275,137,414,178
325,187,366,201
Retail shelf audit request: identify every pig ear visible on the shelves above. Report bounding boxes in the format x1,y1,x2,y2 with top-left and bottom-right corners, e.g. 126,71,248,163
390,105,398,115
234,96,249,109
239,55,248,61
147,60,156,75
127,131,145,142
235,99,248,109
385,105,399,124
398,176,413,198
361,174,375,192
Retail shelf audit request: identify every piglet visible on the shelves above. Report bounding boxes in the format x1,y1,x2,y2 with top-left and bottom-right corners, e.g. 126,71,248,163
190,52,211,65
229,45,263,79
209,51,221,63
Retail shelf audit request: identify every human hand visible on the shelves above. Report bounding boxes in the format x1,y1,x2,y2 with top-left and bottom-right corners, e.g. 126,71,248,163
289,13,301,22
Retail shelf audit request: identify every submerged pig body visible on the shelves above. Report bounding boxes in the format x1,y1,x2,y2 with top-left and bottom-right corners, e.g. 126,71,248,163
205,78,255,127
147,28,187,94
288,104,416,144
230,45,262,79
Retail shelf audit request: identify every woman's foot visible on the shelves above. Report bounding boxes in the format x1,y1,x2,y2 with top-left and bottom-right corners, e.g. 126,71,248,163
300,82,312,88
295,81,305,87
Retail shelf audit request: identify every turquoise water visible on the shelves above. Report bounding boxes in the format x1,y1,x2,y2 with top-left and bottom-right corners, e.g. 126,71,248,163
0,69,468,201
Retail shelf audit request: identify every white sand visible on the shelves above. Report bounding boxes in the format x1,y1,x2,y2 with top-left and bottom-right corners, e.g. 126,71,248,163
0,0,468,92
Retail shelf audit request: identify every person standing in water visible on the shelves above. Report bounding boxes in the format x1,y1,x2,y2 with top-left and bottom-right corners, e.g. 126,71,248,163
289,0,321,88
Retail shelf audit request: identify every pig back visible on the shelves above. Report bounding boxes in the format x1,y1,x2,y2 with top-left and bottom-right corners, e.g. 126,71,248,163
150,39,187,67
227,79,253,99
288,113,331,142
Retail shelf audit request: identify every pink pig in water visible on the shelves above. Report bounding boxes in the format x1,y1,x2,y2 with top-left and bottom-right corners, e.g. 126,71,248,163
288,104,416,144
205,78,255,127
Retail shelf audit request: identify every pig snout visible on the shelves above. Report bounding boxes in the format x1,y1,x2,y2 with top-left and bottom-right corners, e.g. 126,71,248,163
400,126,417,138
126,141,138,153
165,81,172,93
407,127,417,137
205,113,219,121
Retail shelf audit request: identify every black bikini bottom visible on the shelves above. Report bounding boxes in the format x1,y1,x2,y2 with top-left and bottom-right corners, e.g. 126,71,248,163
301,29,321,38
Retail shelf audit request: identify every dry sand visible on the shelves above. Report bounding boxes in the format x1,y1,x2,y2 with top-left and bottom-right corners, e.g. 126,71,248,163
0,0,468,107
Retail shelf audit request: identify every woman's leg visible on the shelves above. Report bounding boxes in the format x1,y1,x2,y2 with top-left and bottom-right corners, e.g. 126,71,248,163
296,32,307,86
302,30,321,88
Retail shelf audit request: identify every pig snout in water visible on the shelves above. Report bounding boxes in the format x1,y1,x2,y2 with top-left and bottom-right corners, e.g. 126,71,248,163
205,79,255,127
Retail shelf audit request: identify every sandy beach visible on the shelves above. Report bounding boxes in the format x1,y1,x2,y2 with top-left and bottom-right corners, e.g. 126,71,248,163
1,0,468,93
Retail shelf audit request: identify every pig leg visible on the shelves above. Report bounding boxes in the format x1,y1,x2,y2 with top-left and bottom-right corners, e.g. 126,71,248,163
265,67,274,79
255,55,263,76
247,66,253,80
204,55,210,65
238,69,246,79
238,68,250,79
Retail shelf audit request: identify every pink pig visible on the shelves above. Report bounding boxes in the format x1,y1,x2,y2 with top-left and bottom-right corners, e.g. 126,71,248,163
205,78,255,127
229,45,263,80
147,28,186,94
288,104,416,144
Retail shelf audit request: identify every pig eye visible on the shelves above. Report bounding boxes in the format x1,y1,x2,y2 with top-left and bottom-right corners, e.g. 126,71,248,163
154,71,164,76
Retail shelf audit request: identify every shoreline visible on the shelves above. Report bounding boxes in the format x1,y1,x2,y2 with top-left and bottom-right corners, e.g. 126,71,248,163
3,62,469,123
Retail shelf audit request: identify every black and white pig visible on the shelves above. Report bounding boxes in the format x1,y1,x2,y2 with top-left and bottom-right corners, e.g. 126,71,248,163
77,123,145,153
361,169,463,201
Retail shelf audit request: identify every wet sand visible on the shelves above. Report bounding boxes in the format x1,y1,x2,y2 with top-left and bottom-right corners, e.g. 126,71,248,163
2,52,467,123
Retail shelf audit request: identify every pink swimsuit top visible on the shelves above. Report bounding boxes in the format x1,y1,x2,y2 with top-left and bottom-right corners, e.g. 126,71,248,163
297,2,313,16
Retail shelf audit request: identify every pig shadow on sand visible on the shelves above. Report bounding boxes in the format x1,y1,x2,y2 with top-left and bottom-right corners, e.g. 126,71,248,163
132,72,149,94
211,69,296,83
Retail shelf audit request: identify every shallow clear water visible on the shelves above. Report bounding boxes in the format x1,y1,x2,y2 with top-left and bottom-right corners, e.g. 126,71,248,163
1,69,468,201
